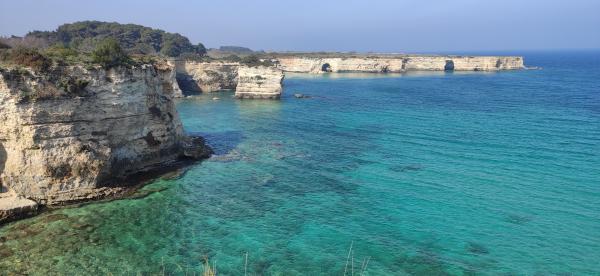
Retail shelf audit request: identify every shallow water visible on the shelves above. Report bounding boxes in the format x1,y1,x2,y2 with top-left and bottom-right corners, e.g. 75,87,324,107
1,51,599,275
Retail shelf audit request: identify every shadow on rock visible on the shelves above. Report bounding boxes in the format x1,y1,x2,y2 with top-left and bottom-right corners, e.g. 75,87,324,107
190,130,244,156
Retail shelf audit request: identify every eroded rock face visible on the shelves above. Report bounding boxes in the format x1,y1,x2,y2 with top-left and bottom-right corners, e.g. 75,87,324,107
0,189,39,223
235,66,285,99
276,55,524,73
173,60,285,99
0,65,210,204
157,60,184,98
174,61,238,93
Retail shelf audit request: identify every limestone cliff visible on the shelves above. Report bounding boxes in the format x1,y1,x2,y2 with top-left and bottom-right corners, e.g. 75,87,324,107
235,66,285,99
275,55,524,73
173,60,285,99
159,60,184,98
174,61,238,93
0,64,211,205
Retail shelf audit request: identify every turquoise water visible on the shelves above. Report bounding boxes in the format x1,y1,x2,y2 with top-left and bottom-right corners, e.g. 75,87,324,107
1,51,599,275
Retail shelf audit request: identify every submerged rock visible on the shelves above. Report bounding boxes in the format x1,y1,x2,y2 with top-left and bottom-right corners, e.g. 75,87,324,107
389,164,424,172
182,136,213,159
466,242,489,255
293,93,311,99
40,213,68,223
505,214,532,225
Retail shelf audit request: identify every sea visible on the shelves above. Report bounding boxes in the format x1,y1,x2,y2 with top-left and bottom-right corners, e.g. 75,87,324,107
1,50,599,275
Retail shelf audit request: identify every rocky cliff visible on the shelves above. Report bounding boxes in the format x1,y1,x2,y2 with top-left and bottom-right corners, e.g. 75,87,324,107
160,60,184,98
235,66,285,99
0,64,211,208
275,55,524,73
174,61,239,93
174,60,285,99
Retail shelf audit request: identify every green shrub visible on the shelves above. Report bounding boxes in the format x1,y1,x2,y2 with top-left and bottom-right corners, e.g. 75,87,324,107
222,54,242,62
44,44,81,64
10,47,51,72
132,54,158,65
58,77,89,94
179,52,211,62
91,38,131,68
240,54,274,67
0,49,9,64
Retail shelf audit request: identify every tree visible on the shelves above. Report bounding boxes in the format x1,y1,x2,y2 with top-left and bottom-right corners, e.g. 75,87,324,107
196,43,207,55
160,40,180,57
91,38,130,68
19,21,207,58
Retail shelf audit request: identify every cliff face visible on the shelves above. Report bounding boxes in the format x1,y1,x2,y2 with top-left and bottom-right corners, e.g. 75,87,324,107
276,57,403,73
0,65,210,205
276,56,524,73
235,66,285,99
173,61,285,99
159,60,184,98
174,61,238,93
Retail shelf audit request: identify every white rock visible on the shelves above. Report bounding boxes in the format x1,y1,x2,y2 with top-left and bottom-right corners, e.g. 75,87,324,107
0,65,209,205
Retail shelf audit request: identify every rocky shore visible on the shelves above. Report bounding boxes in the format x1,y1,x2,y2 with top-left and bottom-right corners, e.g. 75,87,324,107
0,64,212,224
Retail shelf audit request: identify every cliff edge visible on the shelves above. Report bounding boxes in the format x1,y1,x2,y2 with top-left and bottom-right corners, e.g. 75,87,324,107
275,55,524,73
173,60,285,99
0,64,211,222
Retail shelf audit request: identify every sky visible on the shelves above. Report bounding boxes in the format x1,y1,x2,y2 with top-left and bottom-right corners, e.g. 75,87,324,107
1,0,599,53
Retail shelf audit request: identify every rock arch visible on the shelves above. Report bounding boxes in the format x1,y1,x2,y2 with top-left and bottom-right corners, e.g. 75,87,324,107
444,60,455,71
495,59,504,68
321,63,332,72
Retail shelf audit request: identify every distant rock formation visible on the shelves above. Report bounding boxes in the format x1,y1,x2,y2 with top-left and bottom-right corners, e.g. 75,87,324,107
274,55,524,73
170,54,523,100
173,60,285,99
235,66,284,99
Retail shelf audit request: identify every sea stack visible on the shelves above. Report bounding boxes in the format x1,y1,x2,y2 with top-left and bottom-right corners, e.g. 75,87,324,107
235,66,285,99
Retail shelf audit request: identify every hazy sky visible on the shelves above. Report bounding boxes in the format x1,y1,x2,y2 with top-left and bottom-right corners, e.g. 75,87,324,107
1,0,599,52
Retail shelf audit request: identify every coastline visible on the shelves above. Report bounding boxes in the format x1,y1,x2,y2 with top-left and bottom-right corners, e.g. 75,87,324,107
1,153,208,225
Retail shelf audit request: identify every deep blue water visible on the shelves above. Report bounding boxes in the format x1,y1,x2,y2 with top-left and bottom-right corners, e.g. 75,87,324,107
0,50,599,275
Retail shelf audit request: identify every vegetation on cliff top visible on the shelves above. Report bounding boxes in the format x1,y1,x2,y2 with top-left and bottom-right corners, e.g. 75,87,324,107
0,38,137,71
0,21,278,72
90,38,132,69
1,21,206,57
240,55,275,67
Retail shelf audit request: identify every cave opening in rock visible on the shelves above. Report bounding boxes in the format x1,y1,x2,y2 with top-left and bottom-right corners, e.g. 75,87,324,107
321,63,332,72
496,59,504,68
444,60,455,71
